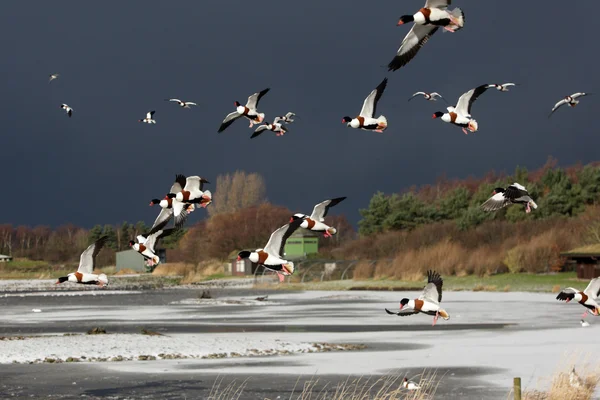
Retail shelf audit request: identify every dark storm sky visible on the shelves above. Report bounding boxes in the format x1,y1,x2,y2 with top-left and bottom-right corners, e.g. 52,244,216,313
0,1,597,228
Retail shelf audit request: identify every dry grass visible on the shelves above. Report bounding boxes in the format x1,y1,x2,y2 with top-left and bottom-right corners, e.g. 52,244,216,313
152,263,190,276
113,268,137,275
207,371,438,400
551,284,561,293
521,355,600,400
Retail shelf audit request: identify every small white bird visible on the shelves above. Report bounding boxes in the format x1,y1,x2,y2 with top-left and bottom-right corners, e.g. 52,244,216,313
290,197,346,237
60,104,73,118
432,84,493,134
139,111,156,124
488,83,517,92
165,99,197,108
251,120,288,138
480,183,538,213
276,112,296,124
581,319,590,327
237,219,303,283
49,73,60,83
402,377,421,390
56,236,109,287
549,93,591,118
218,88,270,132
342,78,388,133
409,91,447,103
556,277,600,319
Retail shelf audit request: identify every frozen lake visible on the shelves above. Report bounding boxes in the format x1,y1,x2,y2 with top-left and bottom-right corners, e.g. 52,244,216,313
0,283,597,399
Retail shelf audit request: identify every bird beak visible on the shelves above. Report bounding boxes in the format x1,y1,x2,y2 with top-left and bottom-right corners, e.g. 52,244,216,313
432,114,437,119
149,202,154,206
492,191,496,195
399,304,404,310
236,256,241,261
289,217,294,223
397,20,404,26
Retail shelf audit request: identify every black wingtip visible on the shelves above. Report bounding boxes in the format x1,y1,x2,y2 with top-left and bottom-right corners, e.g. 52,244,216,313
385,308,398,315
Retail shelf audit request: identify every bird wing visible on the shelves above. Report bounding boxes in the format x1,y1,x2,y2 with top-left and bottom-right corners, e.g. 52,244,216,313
172,201,190,230
147,111,155,119
409,92,426,101
359,78,388,118
285,112,295,118
144,228,175,253
548,99,567,118
251,126,268,138
480,192,510,212
556,287,578,302
77,236,108,274
218,111,242,133
167,99,181,103
170,174,187,194
571,93,589,99
150,207,173,232
503,184,530,201
388,25,439,72
385,308,420,317
455,84,490,116
185,102,197,106
503,83,516,88
183,176,202,193
309,197,347,222
425,0,451,9
583,278,600,299
246,88,270,109
264,219,304,258
418,270,443,304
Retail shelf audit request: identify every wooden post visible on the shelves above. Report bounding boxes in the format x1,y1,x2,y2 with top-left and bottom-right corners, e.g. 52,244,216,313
514,377,521,400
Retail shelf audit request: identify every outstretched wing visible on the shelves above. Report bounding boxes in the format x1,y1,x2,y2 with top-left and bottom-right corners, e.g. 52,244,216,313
418,270,443,304
548,99,567,118
359,78,388,118
246,88,270,109
388,25,439,72
144,228,175,253
172,201,190,230
77,236,108,274
571,93,590,99
218,111,242,133
584,278,600,299
150,207,174,232
480,192,510,212
251,125,269,138
556,287,578,302
147,111,155,119
170,174,187,194
385,308,419,317
309,197,346,222
264,219,303,258
167,99,181,103
455,84,490,116
409,92,426,101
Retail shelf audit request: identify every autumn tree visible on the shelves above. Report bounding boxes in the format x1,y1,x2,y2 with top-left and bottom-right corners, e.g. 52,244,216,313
208,171,267,217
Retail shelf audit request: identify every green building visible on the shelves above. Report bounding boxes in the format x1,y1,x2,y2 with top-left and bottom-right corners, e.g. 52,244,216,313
283,230,319,260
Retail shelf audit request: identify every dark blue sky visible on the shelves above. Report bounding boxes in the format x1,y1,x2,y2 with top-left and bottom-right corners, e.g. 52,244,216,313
0,1,596,228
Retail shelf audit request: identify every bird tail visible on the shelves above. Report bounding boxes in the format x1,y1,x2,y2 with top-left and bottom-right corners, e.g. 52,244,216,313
439,309,450,320
377,115,388,127
282,262,295,276
257,113,265,123
200,190,212,208
448,8,465,30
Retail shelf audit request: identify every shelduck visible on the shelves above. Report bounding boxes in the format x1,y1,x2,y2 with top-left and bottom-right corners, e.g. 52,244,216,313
342,78,388,133
480,183,538,213
237,219,303,283
167,175,211,208
402,378,421,390
139,111,156,124
488,83,517,92
60,104,73,118
432,84,492,134
276,112,296,124
165,99,197,108
290,197,346,237
218,88,270,132
556,277,600,318
549,93,591,118
251,121,288,138
388,0,465,71
409,91,447,102
150,174,193,231
49,73,59,83
385,270,450,326
129,228,174,267
56,236,109,287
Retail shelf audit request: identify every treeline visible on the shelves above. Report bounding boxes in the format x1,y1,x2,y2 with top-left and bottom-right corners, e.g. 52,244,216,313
0,221,185,266
359,158,600,235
